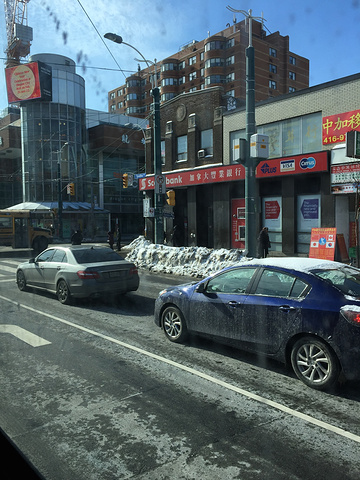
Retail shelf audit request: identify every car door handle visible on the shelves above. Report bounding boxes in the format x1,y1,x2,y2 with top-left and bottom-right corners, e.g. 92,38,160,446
228,300,240,307
279,305,296,312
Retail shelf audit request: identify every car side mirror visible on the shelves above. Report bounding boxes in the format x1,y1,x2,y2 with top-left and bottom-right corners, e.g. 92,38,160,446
29,258,35,264
195,282,207,294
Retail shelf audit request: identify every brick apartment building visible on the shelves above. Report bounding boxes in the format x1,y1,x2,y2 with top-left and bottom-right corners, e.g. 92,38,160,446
108,19,309,118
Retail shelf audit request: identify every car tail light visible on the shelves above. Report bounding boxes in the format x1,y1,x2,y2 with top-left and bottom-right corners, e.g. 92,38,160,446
340,306,360,326
77,270,100,280
129,266,138,275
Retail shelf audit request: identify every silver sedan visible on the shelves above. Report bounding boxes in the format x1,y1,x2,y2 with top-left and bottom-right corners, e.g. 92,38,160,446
16,245,139,304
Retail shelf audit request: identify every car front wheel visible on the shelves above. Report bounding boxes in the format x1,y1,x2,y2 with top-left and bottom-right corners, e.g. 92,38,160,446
290,336,340,390
57,279,72,305
16,270,27,291
162,306,188,343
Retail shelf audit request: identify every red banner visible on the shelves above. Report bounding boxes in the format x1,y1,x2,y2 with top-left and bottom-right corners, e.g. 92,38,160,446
256,151,328,178
322,109,360,145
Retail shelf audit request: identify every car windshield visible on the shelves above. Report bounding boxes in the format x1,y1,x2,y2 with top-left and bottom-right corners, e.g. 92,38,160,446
313,267,360,297
72,248,123,264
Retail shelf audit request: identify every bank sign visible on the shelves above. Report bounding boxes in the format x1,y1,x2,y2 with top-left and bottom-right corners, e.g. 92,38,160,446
256,151,328,178
139,164,245,190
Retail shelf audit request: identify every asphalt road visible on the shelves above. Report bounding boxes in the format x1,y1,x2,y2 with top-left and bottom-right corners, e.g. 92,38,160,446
1,257,360,479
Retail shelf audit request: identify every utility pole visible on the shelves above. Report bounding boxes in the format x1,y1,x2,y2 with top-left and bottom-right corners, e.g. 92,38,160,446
227,6,267,257
104,33,164,244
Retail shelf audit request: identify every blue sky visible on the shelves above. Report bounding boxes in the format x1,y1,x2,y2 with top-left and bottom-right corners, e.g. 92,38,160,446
0,0,359,112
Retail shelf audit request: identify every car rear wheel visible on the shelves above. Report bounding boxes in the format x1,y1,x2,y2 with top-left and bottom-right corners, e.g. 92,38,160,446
16,270,27,291
57,279,72,305
162,306,188,343
290,336,340,390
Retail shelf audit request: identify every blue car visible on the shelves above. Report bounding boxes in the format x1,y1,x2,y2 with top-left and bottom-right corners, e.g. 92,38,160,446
154,257,360,390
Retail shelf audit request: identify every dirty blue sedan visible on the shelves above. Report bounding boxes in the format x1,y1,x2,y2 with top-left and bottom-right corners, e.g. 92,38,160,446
154,257,360,390
16,245,139,304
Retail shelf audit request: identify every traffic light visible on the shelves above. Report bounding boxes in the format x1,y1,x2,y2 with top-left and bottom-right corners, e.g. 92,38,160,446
122,173,128,188
68,183,75,196
166,190,175,206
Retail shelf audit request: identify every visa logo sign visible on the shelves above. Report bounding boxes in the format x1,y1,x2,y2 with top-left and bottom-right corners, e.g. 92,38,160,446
280,159,295,172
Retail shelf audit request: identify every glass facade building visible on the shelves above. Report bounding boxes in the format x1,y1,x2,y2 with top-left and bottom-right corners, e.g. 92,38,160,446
21,54,86,203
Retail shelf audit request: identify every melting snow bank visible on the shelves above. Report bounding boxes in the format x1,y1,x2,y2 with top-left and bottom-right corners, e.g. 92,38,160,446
125,236,246,278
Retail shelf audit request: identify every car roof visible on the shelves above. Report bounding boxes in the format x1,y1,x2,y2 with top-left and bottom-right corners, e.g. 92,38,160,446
239,257,349,273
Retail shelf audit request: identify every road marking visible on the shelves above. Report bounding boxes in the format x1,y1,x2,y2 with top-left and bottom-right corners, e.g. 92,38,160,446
0,265,17,273
0,279,15,283
0,324,51,347
1,294,360,444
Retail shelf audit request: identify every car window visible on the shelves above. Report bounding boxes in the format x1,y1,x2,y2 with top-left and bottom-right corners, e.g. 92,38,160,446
254,269,304,298
206,268,256,294
314,267,360,297
36,249,55,262
51,250,67,263
289,278,309,298
72,247,122,264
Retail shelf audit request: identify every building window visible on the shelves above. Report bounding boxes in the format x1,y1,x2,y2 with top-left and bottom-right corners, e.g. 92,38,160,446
200,67,205,77
226,55,235,66
189,87,197,92
227,89,235,97
269,64,277,73
161,77,178,86
289,71,296,80
269,80,277,89
161,140,165,165
126,93,138,100
117,89,122,96
177,135,187,162
178,61,185,70
205,40,224,51
178,76,186,85
226,72,235,82
161,92,176,102
200,52,204,61
110,92,116,99
189,71,197,81
117,102,123,108
205,58,224,68
205,75,225,85
189,55,197,65
289,56,296,65
226,38,235,48
269,47,277,57
161,63,177,71
126,79,141,88
110,104,116,111
201,129,213,155
289,86,296,93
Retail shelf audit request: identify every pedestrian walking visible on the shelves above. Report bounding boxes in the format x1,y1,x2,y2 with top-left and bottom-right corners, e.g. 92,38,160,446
116,226,121,251
108,230,114,249
258,227,271,258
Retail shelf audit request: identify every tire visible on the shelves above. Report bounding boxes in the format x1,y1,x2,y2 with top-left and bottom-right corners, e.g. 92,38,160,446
161,306,188,343
290,336,340,390
16,270,27,291
56,279,72,305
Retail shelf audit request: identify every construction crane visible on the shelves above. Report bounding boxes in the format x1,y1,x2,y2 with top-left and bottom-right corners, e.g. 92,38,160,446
4,0,32,67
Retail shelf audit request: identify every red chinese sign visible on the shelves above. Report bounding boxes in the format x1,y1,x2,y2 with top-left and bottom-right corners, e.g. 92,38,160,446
322,109,360,145
309,228,336,260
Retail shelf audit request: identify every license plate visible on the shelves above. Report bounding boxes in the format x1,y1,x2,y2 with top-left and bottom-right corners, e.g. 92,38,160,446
109,270,123,278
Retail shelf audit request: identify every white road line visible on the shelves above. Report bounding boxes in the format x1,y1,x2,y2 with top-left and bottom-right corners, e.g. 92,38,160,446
1,260,22,266
0,265,17,273
0,324,51,347
0,279,15,283
1,294,360,444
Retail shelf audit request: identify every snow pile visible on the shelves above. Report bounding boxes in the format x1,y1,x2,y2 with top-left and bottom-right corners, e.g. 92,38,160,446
125,236,245,277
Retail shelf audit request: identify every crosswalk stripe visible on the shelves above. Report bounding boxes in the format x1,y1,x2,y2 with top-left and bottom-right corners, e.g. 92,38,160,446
0,265,17,273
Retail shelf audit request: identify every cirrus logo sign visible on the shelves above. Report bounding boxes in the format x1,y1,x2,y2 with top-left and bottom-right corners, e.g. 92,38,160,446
300,157,316,170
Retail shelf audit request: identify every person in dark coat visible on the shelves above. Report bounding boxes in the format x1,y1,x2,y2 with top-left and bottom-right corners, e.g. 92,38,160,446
108,231,114,249
71,229,83,245
258,227,271,258
116,226,121,251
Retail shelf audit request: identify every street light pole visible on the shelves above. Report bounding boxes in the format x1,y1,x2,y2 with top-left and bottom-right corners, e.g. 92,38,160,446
104,33,164,244
57,141,68,239
227,7,266,257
